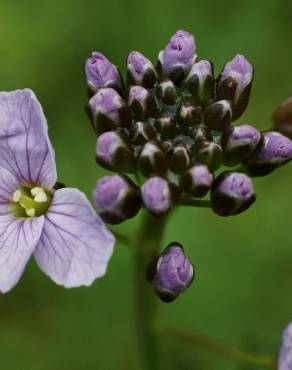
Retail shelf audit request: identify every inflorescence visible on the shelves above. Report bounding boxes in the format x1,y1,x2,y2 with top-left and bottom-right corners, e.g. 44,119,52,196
85,30,292,225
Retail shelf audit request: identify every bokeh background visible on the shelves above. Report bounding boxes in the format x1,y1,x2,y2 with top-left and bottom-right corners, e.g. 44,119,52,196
0,0,292,369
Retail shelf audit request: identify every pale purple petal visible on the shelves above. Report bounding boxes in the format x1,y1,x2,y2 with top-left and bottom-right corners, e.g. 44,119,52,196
0,89,57,188
0,215,44,293
0,166,18,215
34,188,115,287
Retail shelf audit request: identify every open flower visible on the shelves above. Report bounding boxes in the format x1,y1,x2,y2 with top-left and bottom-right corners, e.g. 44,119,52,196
0,89,115,293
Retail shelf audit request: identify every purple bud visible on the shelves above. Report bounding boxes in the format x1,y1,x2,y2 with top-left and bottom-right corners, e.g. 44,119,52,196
178,100,202,127
204,100,232,131
150,242,194,302
195,141,223,171
96,131,135,172
128,85,157,120
245,132,292,176
159,30,196,85
181,164,213,198
130,121,156,145
211,172,256,216
85,52,122,95
127,51,157,88
87,88,130,134
155,112,176,138
94,175,141,224
157,80,178,105
217,54,253,120
190,126,212,151
169,144,191,174
141,177,180,216
138,142,168,177
185,60,214,106
221,124,261,166
273,96,292,138
278,322,292,370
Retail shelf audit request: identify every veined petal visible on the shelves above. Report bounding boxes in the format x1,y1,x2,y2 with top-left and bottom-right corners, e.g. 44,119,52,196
0,166,18,215
34,188,115,288
0,89,57,188
0,215,44,293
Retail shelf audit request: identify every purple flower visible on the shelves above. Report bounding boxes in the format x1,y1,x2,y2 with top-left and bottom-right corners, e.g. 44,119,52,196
0,89,115,293
151,242,194,302
221,124,261,166
94,175,141,224
181,164,214,198
245,132,292,176
211,172,256,216
141,177,179,216
278,322,292,370
85,52,121,95
217,54,253,120
159,30,196,85
127,51,157,88
128,85,157,120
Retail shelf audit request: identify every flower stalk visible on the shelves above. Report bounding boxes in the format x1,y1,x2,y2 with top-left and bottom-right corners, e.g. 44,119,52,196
133,212,168,370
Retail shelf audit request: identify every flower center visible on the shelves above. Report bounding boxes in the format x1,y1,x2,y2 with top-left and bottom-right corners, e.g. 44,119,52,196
11,186,52,218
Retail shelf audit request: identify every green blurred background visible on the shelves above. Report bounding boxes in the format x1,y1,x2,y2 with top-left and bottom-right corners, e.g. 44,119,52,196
0,0,292,369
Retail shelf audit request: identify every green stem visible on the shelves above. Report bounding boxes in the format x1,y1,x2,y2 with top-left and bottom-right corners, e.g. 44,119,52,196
180,196,211,208
134,212,168,370
165,327,276,368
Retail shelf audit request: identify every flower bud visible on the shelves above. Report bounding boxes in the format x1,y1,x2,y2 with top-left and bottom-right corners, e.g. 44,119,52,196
128,86,157,120
190,126,212,151
127,51,157,88
185,60,214,106
180,164,213,198
157,80,178,105
169,144,191,174
161,140,174,159
158,30,196,86
272,96,292,138
211,172,256,216
155,112,176,138
217,54,253,120
141,177,180,216
149,242,194,302
87,88,131,134
96,131,135,172
278,322,292,370
85,52,122,96
138,142,168,177
178,100,202,127
195,141,223,171
129,121,156,145
204,100,232,131
221,124,261,166
244,132,292,176
94,175,141,224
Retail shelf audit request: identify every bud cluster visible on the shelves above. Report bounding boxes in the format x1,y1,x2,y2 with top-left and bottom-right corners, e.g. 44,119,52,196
85,30,292,223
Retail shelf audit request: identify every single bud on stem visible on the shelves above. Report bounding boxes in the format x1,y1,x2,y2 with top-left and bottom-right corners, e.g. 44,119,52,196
155,112,176,138
96,131,135,173
244,132,292,176
141,176,180,216
157,80,178,105
217,54,253,120
195,141,223,171
204,100,232,131
221,124,261,166
178,100,202,127
87,88,130,134
169,143,191,174
148,242,195,302
130,121,156,145
94,175,141,224
278,322,292,370
180,163,213,198
128,85,157,120
185,60,214,106
85,52,122,96
211,172,256,216
190,126,212,151
127,51,157,88
138,141,168,177
272,96,292,138
158,30,196,86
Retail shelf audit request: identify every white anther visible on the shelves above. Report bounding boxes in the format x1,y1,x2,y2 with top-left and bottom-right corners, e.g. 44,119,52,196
31,187,44,197
25,208,36,217
34,192,48,203
12,190,22,203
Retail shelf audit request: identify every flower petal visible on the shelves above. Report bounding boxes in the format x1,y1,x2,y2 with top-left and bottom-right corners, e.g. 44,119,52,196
0,166,18,216
34,188,115,288
0,89,57,188
0,215,44,293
